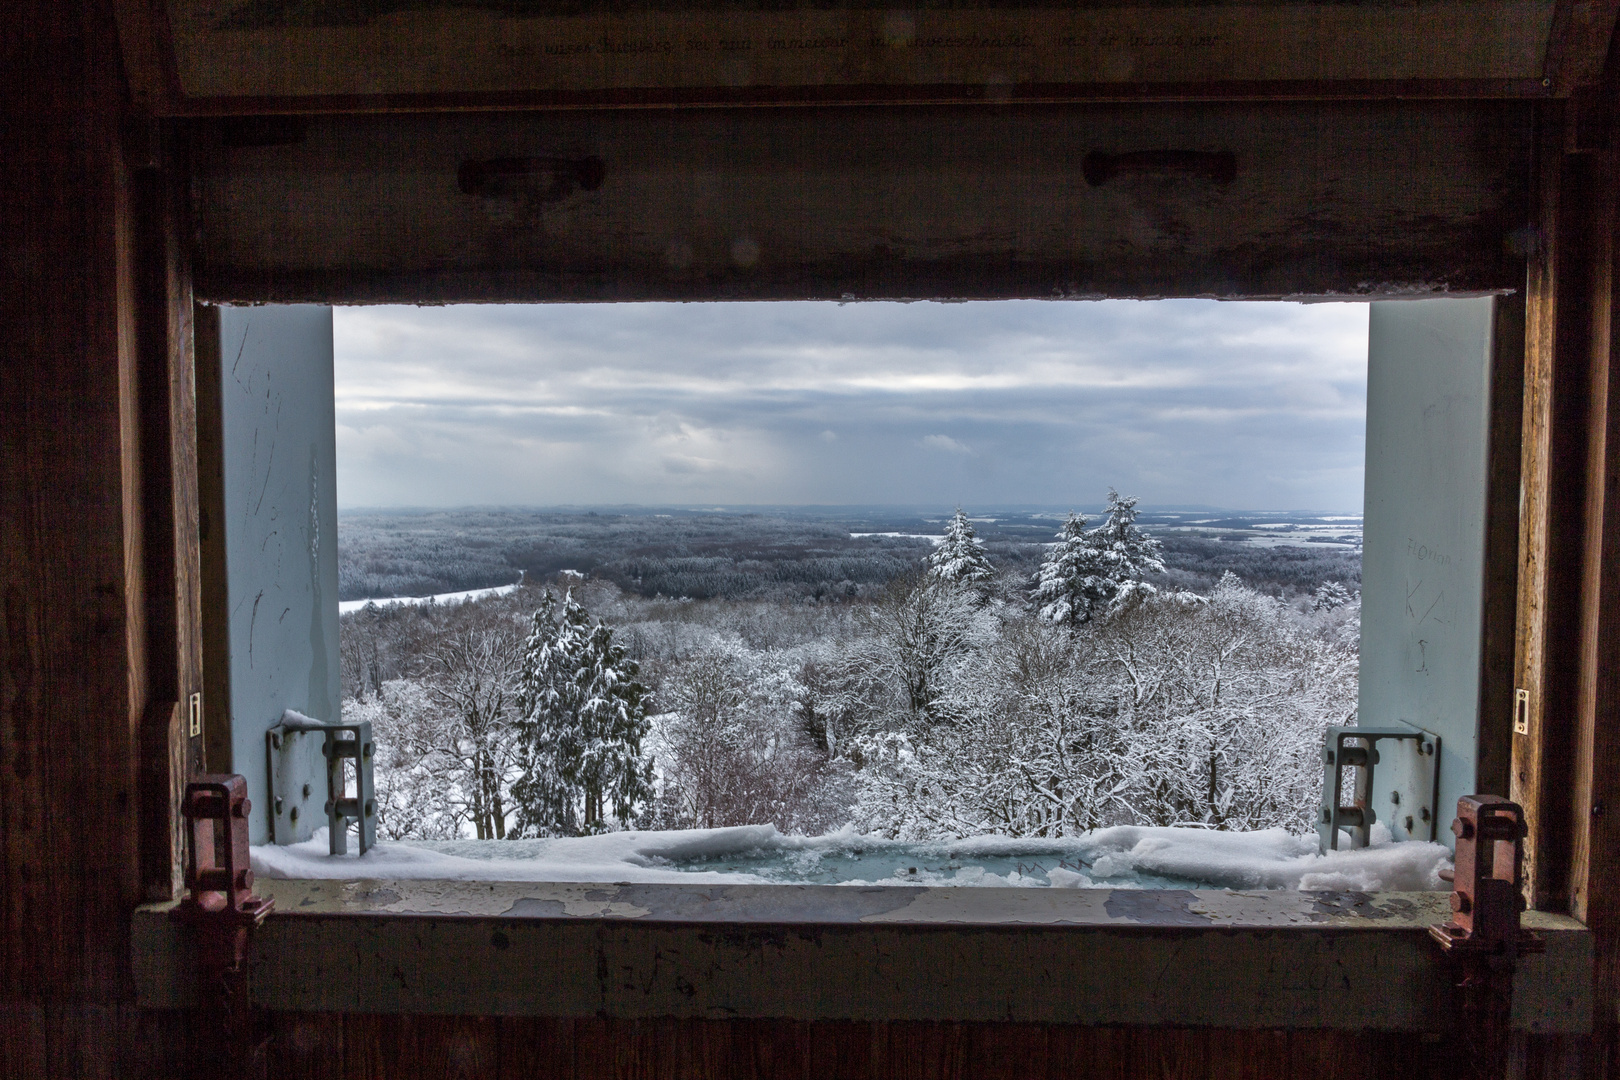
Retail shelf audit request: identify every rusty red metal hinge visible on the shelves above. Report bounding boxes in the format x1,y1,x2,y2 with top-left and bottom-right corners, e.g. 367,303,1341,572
173,775,274,1072
1429,795,1543,1080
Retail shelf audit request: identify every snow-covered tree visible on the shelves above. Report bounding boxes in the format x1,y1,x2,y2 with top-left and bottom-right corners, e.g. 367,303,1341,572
654,641,843,832
1313,581,1353,611
926,508,995,588
511,590,654,836
1032,490,1165,627
860,576,993,727
850,574,1357,839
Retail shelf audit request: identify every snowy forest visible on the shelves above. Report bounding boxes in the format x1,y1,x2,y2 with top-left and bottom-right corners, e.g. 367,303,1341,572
339,495,1361,843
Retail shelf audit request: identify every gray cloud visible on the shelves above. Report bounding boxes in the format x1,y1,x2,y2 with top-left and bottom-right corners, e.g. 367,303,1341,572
333,299,1368,511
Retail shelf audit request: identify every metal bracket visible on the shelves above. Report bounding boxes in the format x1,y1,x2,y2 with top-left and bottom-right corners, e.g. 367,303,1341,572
267,709,377,856
1429,795,1543,1079
1317,723,1441,851
1430,795,1542,957
172,775,274,1067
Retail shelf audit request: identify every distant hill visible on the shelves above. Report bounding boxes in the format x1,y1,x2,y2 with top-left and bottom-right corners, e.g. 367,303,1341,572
338,505,1360,603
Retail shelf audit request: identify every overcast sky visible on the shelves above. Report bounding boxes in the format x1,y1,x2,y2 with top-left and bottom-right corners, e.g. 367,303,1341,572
333,299,1368,512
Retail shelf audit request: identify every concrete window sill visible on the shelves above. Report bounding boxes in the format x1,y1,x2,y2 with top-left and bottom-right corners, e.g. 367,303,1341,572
134,880,1590,1031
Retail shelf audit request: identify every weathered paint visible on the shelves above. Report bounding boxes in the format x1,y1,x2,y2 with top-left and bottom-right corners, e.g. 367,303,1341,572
214,306,341,843
133,882,1590,1031
1361,298,1497,848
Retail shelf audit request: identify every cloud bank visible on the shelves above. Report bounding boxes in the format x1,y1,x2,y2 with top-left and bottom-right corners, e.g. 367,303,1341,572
333,299,1368,511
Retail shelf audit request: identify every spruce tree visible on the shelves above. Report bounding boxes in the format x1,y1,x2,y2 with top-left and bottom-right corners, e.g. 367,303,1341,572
926,508,995,588
1032,513,1105,627
1032,490,1164,627
511,590,653,836
1088,488,1165,605
1313,581,1353,611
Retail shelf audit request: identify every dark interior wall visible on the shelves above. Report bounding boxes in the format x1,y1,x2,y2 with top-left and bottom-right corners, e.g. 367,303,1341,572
0,0,150,1071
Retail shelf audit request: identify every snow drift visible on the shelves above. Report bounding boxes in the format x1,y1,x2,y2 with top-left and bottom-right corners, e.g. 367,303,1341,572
252,823,1450,892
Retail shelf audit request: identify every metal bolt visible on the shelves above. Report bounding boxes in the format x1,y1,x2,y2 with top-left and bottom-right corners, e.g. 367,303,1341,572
1390,790,1401,805
1405,815,1414,833
235,798,251,818
365,800,375,817
1423,742,1434,755
275,797,284,816
303,783,312,798
1421,807,1431,822
290,806,299,824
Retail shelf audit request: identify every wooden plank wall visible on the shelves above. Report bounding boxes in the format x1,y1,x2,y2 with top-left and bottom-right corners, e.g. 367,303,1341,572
1512,25,1620,1078
1,0,143,1011
255,1016,1468,1080
0,0,201,1074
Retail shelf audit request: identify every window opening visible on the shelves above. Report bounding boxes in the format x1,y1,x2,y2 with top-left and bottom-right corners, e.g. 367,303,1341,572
205,298,1495,895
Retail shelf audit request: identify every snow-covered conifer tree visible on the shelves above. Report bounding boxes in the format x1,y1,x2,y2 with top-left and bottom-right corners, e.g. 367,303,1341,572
926,508,995,588
1032,490,1165,627
1031,513,1100,627
511,590,654,836
1313,581,1353,611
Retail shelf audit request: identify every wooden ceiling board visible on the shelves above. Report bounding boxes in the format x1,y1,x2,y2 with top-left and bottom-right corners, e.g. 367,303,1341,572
191,100,1533,303
124,0,1560,112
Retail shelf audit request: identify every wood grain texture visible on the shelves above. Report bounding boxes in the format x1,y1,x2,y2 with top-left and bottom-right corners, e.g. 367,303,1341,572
1567,33,1620,1077
0,0,147,1013
1479,290,1528,800
244,1013,1592,1080
191,101,1534,305
160,134,202,902
131,161,179,904
153,1,1554,111
193,302,233,774
1514,104,1589,913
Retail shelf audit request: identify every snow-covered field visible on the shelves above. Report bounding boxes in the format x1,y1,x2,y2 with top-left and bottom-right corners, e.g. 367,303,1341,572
338,583,519,615
253,823,1450,893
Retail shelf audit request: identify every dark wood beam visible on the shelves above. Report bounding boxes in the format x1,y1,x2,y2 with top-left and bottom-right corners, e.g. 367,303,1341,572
1545,0,1620,97
190,100,1534,305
